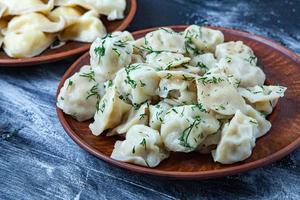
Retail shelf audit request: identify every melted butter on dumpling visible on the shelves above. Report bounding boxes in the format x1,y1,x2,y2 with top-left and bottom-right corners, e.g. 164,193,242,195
0,0,54,17
54,0,126,20
111,125,169,167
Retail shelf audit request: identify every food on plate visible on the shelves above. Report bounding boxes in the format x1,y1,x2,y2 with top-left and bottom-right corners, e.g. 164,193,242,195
0,0,127,58
57,25,287,167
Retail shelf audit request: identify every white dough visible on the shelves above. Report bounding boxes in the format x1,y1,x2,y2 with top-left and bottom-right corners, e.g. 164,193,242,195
90,31,134,79
212,110,257,164
57,65,106,121
111,125,169,167
161,105,220,152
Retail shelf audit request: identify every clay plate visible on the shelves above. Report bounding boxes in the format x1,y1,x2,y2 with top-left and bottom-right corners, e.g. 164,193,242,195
0,0,137,67
56,26,300,180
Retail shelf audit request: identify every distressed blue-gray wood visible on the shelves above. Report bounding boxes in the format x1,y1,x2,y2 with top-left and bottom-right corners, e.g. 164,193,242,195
0,0,299,199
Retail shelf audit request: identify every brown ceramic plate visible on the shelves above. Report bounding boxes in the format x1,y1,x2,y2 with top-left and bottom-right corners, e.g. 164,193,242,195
56,26,300,180
0,0,136,67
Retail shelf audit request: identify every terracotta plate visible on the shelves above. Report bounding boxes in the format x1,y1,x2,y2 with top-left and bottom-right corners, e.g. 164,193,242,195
56,26,300,180
0,0,137,67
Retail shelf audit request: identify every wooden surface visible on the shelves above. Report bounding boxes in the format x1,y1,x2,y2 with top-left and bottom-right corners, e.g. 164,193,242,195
1,0,300,199
0,0,137,67
57,26,300,180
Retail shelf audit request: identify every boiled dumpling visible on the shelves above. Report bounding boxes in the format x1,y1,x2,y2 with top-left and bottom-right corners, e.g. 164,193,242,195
149,101,172,130
216,56,265,87
48,6,84,26
212,110,257,164
146,52,190,71
133,28,186,56
157,71,197,106
0,0,54,17
48,7,106,42
54,0,126,20
90,31,134,79
114,64,160,105
89,87,132,136
196,73,246,116
189,53,217,75
4,12,65,33
184,25,224,55
3,31,55,58
239,85,287,114
57,65,106,121
242,105,271,138
215,41,257,65
2,13,66,58
60,10,106,42
111,125,169,167
111,102,149,135
161,105,220,152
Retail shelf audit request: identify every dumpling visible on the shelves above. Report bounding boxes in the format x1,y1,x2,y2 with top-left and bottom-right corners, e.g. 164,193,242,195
2,13,66,58
216,56,266,87
54,0,126,20
215,41,257,65
212,110,257,164
243,105,271,138
189,53,217,74
111,102,149,135
90,31,134,79
157,71,197,106
57,65,106,121
0,0,54,17
145,52,190,71
49,7,106,42
89,87,132,136
114,64,160,105
149,101,172,130
184,25,224,55
196,73,246,116
133,28,186,56
238,85,287,114
3,31,55,58
111,125,169,167
161,105,220,152
4,12,65,33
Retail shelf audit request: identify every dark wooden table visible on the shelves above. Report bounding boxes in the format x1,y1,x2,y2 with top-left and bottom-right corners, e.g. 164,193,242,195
0,0,299,199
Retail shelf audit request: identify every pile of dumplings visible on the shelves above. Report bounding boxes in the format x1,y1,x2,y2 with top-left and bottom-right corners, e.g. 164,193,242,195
0,0,126,58
57,25,287,167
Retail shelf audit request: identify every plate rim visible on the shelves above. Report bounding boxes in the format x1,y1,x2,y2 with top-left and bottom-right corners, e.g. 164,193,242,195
56,25,300,180
0,0,137,67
